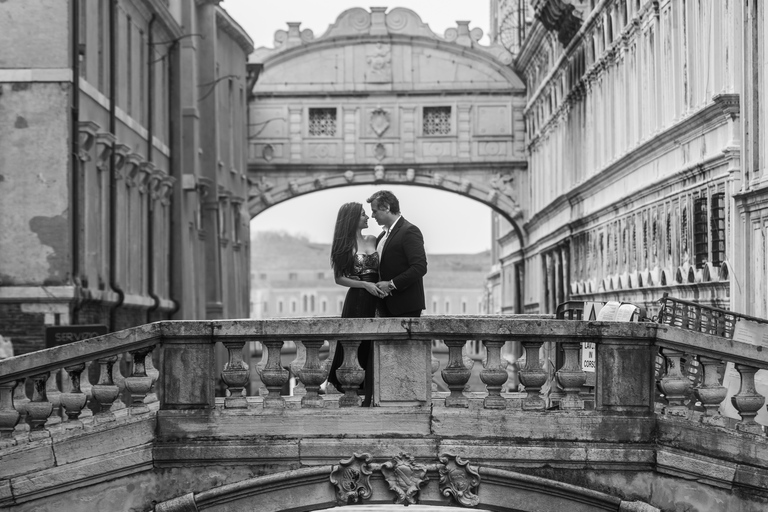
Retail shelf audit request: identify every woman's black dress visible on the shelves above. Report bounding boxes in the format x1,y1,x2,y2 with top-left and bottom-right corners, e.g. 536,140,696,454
327,253,379,406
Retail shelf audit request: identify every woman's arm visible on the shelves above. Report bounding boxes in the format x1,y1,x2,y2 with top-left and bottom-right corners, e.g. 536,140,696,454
335,275,386,297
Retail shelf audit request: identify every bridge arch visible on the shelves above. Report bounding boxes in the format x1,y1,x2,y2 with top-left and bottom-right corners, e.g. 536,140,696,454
155,464,655,512
247,6,529,245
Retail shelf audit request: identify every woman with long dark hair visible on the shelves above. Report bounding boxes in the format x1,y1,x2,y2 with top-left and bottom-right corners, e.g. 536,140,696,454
327,202,385,407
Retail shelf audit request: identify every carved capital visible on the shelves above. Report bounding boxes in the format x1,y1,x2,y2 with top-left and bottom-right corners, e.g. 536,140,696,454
95,132,116,172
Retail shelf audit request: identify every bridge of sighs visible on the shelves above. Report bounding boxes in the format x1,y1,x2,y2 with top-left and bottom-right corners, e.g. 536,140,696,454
246,7,528,241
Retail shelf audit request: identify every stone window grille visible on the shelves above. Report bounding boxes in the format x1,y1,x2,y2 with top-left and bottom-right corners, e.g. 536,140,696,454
710,193,726,266
666,212,672,257
308,108,337,136
423,106,452,135
693,197,709,268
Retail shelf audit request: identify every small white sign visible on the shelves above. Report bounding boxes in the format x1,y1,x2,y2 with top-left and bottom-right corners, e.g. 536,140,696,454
581,341,596,373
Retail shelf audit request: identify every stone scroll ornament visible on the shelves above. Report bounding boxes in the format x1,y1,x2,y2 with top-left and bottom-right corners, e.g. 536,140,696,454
380,452,429,505
330,453,373,505
439,453,481,507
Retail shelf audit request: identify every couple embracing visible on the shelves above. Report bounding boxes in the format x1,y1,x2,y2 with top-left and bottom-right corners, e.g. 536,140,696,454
327,190,428,406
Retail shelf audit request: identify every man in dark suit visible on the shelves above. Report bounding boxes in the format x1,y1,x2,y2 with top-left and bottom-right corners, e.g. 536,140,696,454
367,190,427,317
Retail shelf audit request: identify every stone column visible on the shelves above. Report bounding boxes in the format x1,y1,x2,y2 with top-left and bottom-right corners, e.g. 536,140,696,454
374,340,432,407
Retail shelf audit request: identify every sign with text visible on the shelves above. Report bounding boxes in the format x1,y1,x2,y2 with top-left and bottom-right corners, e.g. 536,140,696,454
45,325,108,348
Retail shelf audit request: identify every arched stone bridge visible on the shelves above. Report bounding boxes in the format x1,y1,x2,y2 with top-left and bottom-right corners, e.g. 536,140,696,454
246,7,529,241
1,317,768,511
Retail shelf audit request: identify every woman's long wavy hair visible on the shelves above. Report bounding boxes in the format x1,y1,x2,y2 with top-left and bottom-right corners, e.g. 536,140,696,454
331,202,362,278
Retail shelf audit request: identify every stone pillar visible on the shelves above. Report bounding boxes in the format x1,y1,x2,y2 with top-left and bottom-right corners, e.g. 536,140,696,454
374,340,431,407
595,336,655,414
161,334,215,409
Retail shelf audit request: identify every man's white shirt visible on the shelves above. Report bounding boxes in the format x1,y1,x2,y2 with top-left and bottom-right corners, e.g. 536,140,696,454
376,215,402,262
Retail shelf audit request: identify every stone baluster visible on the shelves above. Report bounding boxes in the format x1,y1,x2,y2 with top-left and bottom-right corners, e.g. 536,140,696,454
693,356,727,426
658,348,692,417
13,378,30,433
26,373,53,432
0,381,20,439
731,364,766,435
336,340,365,407
144,351,160,404
111,354,127,411
430,344,441,393
441,339,471,408
518,341,547,410
221,341,250,409
79,362,94,418
91,356,120,420
556,342,587,410
260,340,289,408
299,340,326,408
255,342,269,397
45,369,63,426
480,340,508,409
60,363,88,425
124,348,154,414
290,341,307,397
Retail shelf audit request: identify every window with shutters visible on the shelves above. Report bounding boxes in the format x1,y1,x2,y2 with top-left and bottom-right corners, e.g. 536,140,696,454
423,106,452,135
710,193,725,266
693,197,708,268
308,108,337,136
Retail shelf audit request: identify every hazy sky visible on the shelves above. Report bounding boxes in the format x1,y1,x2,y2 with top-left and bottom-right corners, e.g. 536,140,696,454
223,0,493,254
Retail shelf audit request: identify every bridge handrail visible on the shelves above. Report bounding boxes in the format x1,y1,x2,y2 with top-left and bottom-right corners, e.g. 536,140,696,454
1,316,767,439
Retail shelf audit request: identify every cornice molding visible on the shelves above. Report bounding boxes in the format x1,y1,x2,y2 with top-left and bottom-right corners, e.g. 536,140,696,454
216,6,254,54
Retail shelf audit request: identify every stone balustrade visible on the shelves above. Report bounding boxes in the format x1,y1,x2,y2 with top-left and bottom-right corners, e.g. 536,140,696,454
2,316,766,438
2,316,768,511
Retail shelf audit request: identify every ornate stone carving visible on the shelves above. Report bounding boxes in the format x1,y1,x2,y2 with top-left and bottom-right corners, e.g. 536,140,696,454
366,42,392,83
439,453,481,507
370,108,390,137
330,453,373,505
406,168,416,182
374,164,385,181
374,143,386,161
344,170,355,182
262,144,274,162
381,452,429,505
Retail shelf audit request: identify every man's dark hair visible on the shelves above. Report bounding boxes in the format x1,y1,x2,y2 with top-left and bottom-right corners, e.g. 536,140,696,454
366,190,400,214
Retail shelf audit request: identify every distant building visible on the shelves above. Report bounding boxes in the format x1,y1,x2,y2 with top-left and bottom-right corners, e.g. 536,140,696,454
250,231,489,319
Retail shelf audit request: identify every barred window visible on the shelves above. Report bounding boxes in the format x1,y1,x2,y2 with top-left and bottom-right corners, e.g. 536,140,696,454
693,197,708,268
710,193,726,266
423,106,451,135
308,108,336,136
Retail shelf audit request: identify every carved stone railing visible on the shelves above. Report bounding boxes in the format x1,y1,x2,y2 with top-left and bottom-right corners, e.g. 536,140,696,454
2,317,767,435
2,317,768,511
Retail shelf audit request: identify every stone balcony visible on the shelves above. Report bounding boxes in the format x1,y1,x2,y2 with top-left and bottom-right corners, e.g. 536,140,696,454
1,317,767,511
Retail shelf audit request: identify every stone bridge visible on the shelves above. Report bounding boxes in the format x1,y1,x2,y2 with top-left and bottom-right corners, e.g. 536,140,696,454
1,317,767,511
246,7,528,241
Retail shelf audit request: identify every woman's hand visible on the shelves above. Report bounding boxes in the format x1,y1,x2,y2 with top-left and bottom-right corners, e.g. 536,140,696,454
364,281,386,298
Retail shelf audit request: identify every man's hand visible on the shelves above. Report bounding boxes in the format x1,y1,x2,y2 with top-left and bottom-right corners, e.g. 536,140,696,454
376,280,395,295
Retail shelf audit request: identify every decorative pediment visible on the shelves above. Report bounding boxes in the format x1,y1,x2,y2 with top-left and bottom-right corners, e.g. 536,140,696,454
251,7,513,68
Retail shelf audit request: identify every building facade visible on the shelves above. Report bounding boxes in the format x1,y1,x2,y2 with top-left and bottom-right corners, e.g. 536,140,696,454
0,0,252,355
488,0,766,318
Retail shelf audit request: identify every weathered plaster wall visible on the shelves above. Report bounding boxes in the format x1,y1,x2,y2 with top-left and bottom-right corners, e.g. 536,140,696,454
0,0,69,69
0,83,70,285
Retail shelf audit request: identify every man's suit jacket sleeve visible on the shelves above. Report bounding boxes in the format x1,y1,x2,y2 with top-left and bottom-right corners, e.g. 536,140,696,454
392,224,427,290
